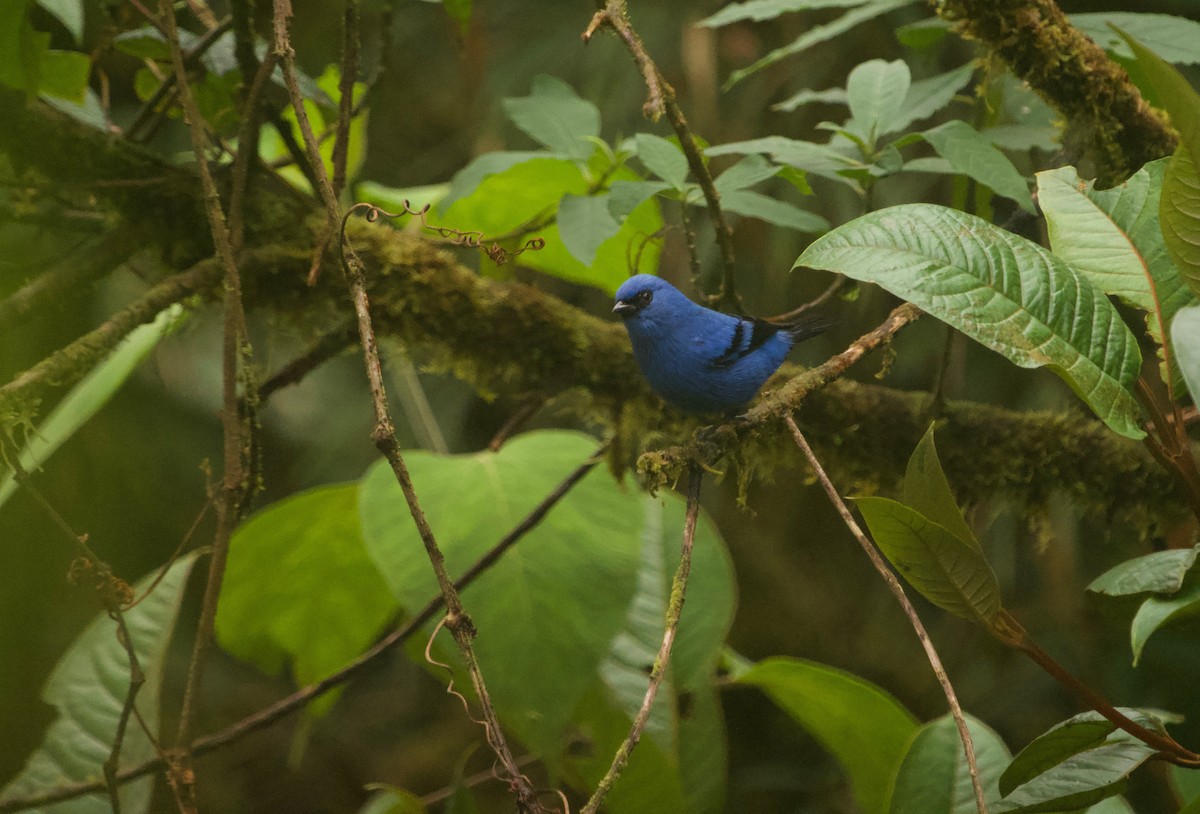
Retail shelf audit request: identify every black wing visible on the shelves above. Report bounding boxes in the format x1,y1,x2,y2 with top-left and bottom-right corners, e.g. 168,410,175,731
708,318,782,369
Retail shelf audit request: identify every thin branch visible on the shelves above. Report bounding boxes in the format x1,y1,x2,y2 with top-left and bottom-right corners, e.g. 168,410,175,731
784,415,989,814
331,0,359,200
257,324,358,399
581,464,702,814
1135,378,1200,522
582,0,740,309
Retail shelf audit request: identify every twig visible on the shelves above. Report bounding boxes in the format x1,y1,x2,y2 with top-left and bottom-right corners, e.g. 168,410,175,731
488,400,542,452
158,1,255,810
257,324,358,399
767,275,845,322
583,0,739,309
1135,378,1200,522
784,415,988,814
581,464,702,814
331,0,359,200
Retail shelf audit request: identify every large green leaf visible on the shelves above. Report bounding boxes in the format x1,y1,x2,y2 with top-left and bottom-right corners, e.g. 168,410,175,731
358,431,735,813
796,204,1145,438
719,189,829,232
1174,305,1200,401
1130,580,1200,665
707,137,869,188
889,714,1011,814
902,424,978,549
738,657,919,814
501,75,599,163
1073,13,1200,65
844,59,911,144
216,484,399,714
920,121,1034,212
0,304,187,511
854,497,1001,624
1086,546,1198,597
558,193,621,265
634,133,689,188
1037,162,1197,388
0,553,197,813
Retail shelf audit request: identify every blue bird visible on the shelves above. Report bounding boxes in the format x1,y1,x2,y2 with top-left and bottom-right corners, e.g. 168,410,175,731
613,274,829,414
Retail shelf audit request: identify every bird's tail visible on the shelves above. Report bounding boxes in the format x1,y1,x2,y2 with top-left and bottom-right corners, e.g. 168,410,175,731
772,310,834,343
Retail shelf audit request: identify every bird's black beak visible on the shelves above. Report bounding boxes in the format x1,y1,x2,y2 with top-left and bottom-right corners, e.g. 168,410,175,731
613,301,636,317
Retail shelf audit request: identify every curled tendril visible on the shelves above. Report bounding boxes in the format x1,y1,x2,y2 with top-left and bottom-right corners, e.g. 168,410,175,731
343,201,545,266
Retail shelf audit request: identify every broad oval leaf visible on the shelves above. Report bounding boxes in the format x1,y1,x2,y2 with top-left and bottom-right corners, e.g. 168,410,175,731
1174,306,1200,402
796,204,1145,438
920,121,1035,212
1130,581,1200,665
216,484,399,715
1086,546,1198,597
854,497,1001,624
358,431,735,814
845,59,911,143
889,714,1011,814
502,75,599,162
0,553,197,813
738,656,919,814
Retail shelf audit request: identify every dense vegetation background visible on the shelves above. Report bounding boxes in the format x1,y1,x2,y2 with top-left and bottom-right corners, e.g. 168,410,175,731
2,0,1200,812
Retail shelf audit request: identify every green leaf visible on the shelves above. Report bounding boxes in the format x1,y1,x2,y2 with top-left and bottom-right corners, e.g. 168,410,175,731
0,1,46,93
719,189,829,232
796,204,1145,438
889,63,976,134
699,0,869,27
920,120,1034,212
558,193,621,265
502,75,600,162
44,86,107,129
889,714,1011,814
895,17,953,50
440,151,552,210
1119,30,1200,175
358,180,450,214
358,430,734,812
37,0,84,42
608,179,671,221
902,424,978,548
0,304,186,510
773,86,849,114
359,786,428,814
37,48,89,103
1130,580,1200,665
1174,305,1200,401
1036,161,1198,389
113,25,197,61
713,154,781,193
1162,144,1200,300
1087,547,1199,597
635,133,689,188
707,137,867,188
995,736,1157,813
443,0,472,32
216,484,399,715
981,123,1060,152
1173,764,1200,807
845,58,911,143
0,553,198,812
724,0,918,88
738,657,919,814
1073,13,1200,65
854,497,1001,624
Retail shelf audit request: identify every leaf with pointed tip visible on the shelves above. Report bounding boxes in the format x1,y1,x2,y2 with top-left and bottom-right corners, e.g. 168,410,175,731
920,121,1034,212
854,497,1001,624
635,133,689,188
1037,161,1197,390
994,740,1157,813
0,554,197,812
719,189,829,232
1130,581,1200,665
889,714,1011,814
1087,547,1199,597
888,63,976,134
844,59,911,143
739,657,918,814
502,75,599,162
902,424,978,549
1073,13,1200,65
796,204,1145,437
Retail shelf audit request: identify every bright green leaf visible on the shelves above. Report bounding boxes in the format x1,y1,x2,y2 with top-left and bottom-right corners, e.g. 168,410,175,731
1173,764,1200,807
359,786,428,814
559,193,622,265
358,180,450,214
0,1,46,93
1074,13,1200,65
845,59,911,143
719,189,829,232
739,657,919,814
635,133,689,188
502,75,599,162
1130,580,1200,665
439,151,552,210
902,424,978,549
443,0,471,32
1037,161,1198,388
1162,144,1200,299
216,484,399,715
854,497,1001,624
700,0,869,27
889,714,1011,814
0,553,197,812
796,204,1146,437
0,304,186,510
1174,305,1200,401
37,0,84,42
1087,547,1199,597
895,17,953,50
920,120,1034,211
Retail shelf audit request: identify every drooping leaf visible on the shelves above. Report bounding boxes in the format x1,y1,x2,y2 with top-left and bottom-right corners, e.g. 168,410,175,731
844,59,911,144
796,204,1145,437
1130,581,1200,665
0,554,198,813
502,75,600,162
902,424,978,549
699,0,869,27
1037,161,1198,389
358,431,735,813
724,0,918,88
1174,305,1200,401
739,657,919,814
0,304,187,510
719,189,829,232
1073,13,1200,65
889,714,1011,814
1161,145,1200,300
854,497,1001,624
920,121,1034,212
1087,547,1199,597
634,133,689,188
216,484,399,715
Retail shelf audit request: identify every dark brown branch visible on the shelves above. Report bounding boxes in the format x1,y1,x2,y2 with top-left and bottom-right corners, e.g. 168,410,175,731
581,463,703,814
330,0,359,199
786,415,989,814
257,324,358,399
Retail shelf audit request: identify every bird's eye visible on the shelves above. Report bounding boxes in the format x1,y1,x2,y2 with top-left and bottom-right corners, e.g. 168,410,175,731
635,290,653,306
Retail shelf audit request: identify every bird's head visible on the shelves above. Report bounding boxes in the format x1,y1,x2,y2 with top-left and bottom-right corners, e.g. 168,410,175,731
612,275,686,331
